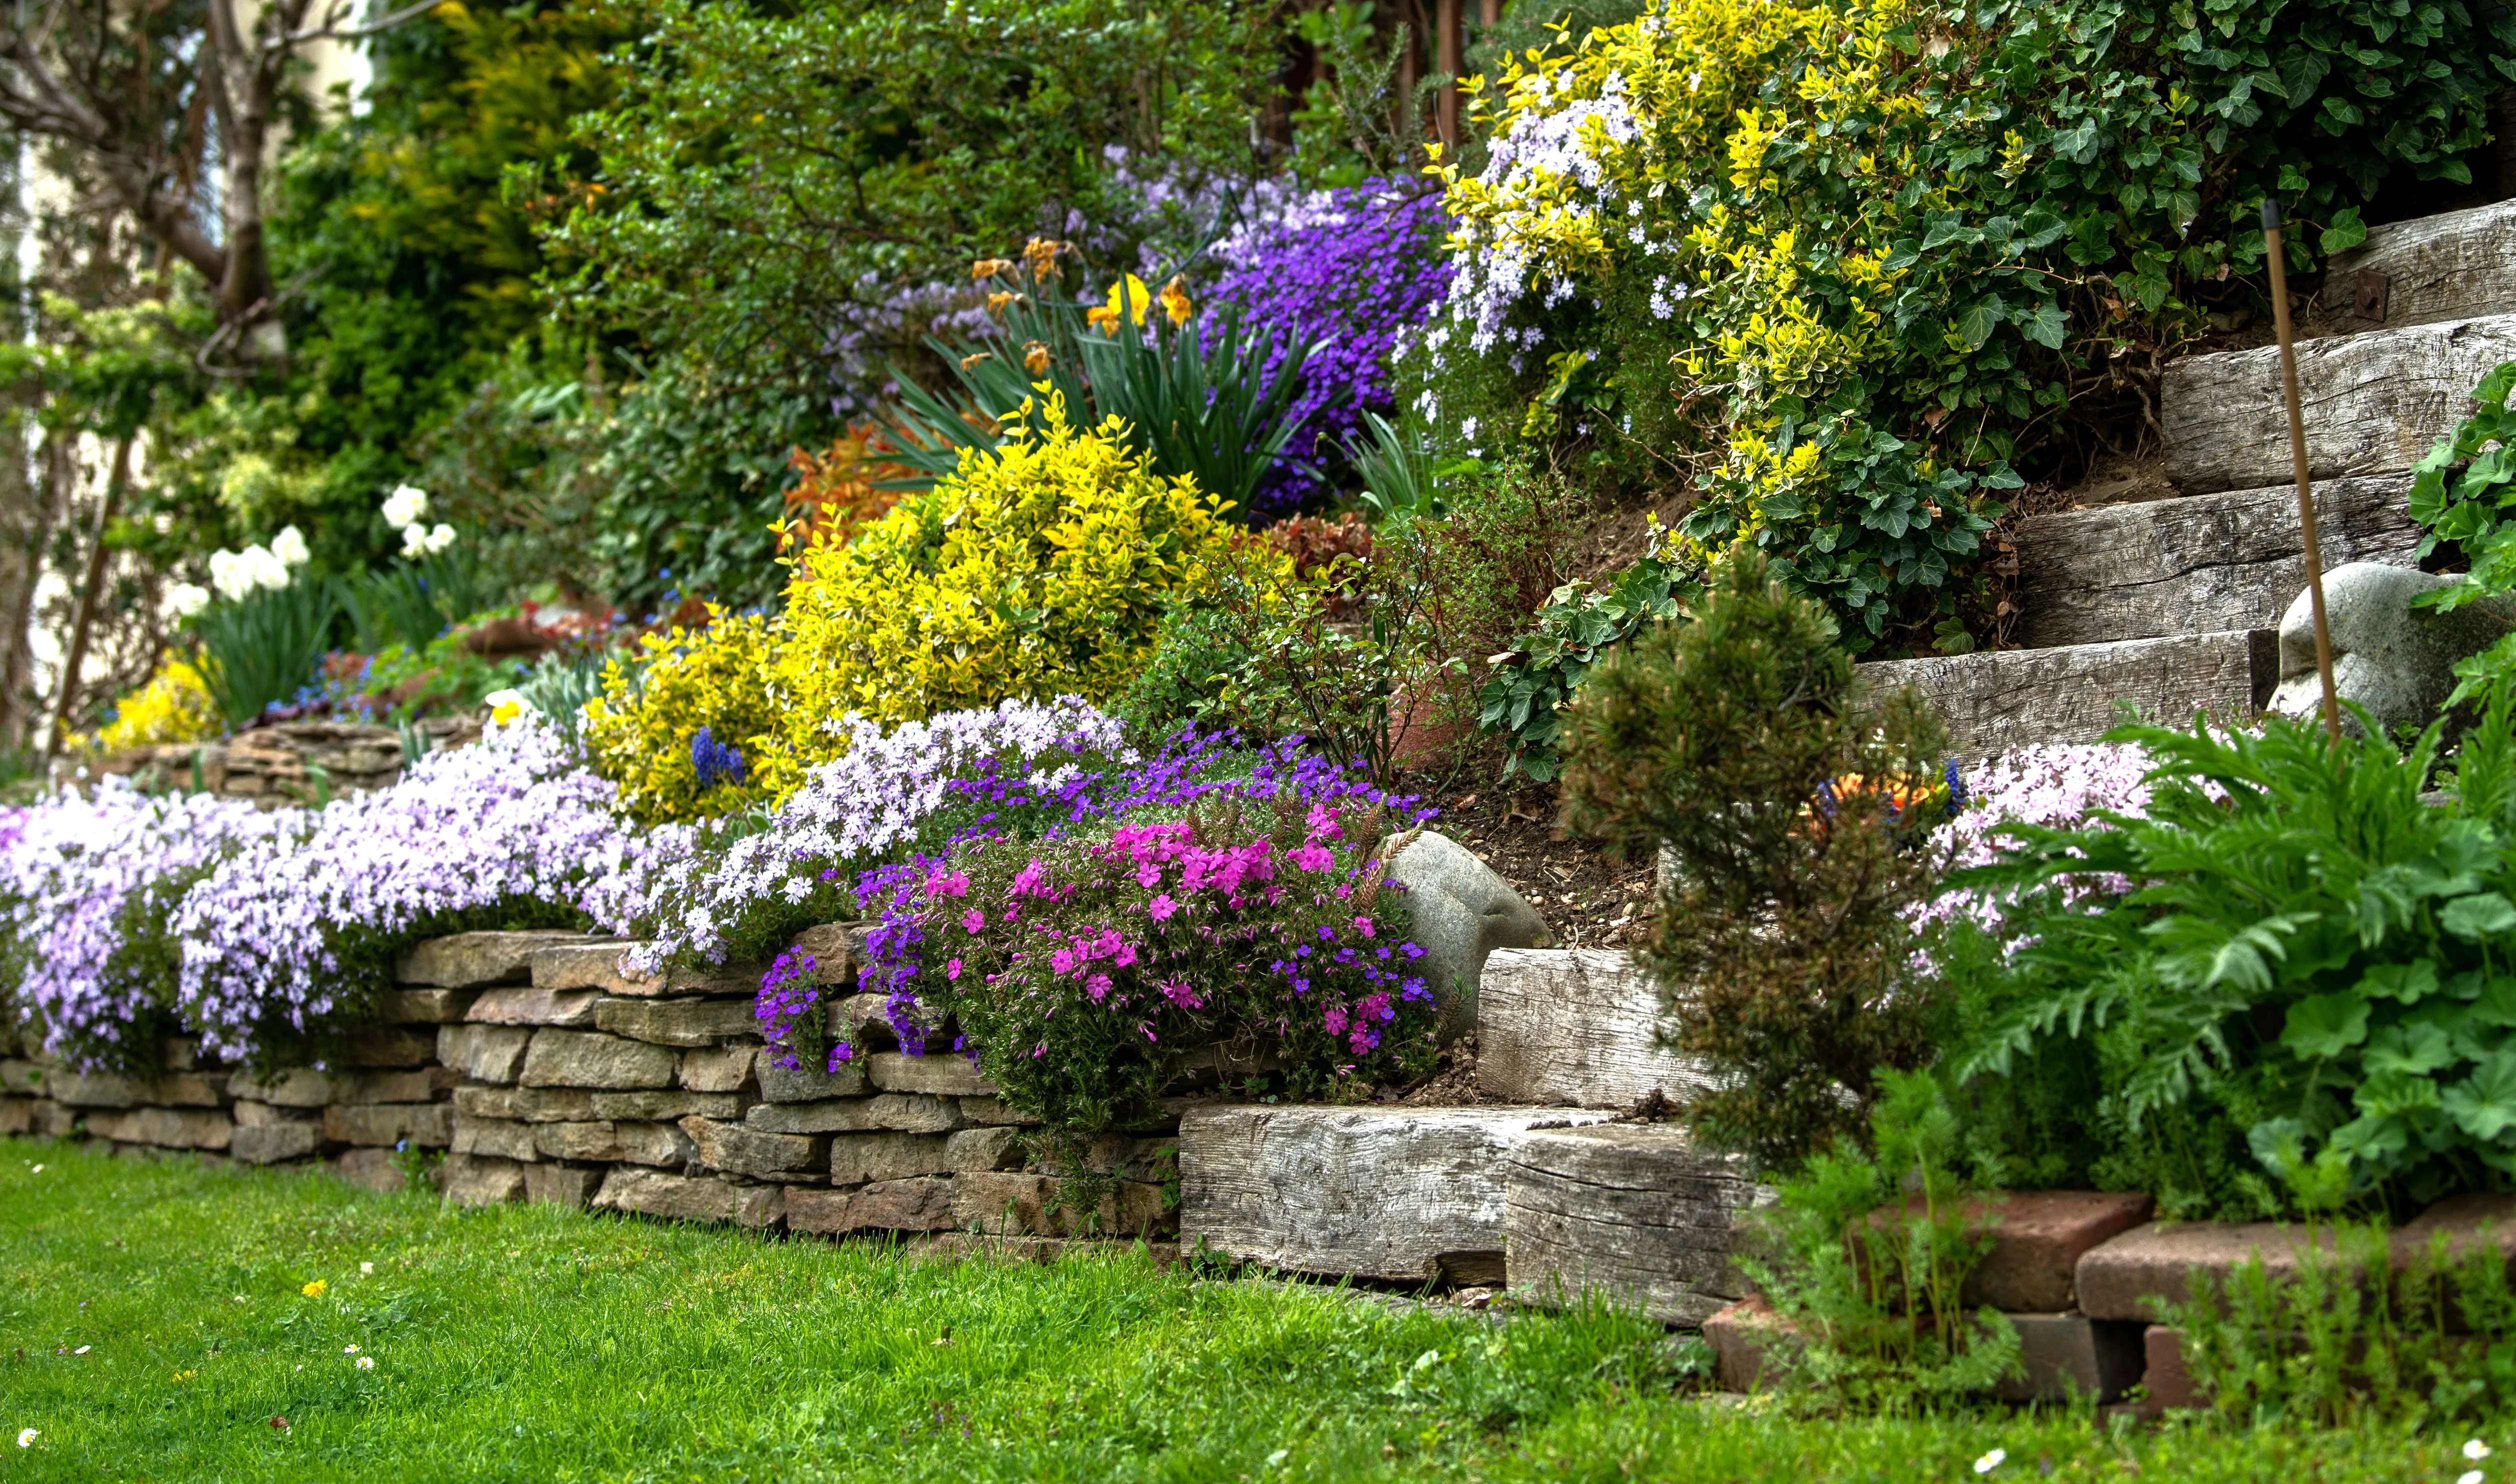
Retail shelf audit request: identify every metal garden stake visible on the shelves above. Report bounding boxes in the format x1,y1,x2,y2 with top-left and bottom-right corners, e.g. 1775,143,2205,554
2262,195,2344,744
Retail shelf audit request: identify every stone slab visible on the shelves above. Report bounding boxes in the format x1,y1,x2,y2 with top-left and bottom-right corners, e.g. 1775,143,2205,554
530,939,647,993
85,1106,233,1151
331,1147,409,1194
590,1089,741,1123
230,1067,336,1108
0,1099,26,1137
375,988,480,1024
46,1072,136,1109
438,1024,534,1084
789,1178,958,1236
680,1116,825,1176
828,1131,955,1185
2162,312,2516,495
1858,631,2274,760
756,1055,872,1103
398,930,592,988
466,986,603,1028
867,1051,996,1098
2016,476,2422,647
1178,1104,1610,1282
230,1122,321,1164
441,1153,527,1207
450,1115,539,1163
678,1045,759,1095
322,1103,452,1149
1502,1124,1766,1325
1477,949,1710,1110
524,1163,603,1208
592,1166,736,1224
518,1030,676,1090
595,996,761,1047
532,1120,692,1167
342,1026,437,1068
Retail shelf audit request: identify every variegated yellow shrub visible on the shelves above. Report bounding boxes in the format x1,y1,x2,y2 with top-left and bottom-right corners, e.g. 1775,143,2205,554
88,654,223,752
770,393,1232,749
582,607,788,823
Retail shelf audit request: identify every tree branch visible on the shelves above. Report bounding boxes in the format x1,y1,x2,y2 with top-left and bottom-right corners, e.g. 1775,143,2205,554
266,0,440,52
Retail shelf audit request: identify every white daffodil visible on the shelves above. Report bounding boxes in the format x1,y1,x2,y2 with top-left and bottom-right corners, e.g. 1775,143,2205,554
1974,1450,2006,1475
208,549,254,603
381,483,429,529
2471,1443,2495,1463
270,525,311,567
238,544,290,592
167,582,211,618
481,688,531,726
2460,1472,2485,1484
400,522,430,559
421,522,457,555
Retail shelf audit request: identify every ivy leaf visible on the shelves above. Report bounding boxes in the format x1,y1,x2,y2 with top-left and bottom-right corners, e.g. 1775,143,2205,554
2282,993,2371,1060
2320,205,2368,254
2442,1051,2516,1142
2442,891,2516,941
1954,296,2004,350
2020,303,2069,349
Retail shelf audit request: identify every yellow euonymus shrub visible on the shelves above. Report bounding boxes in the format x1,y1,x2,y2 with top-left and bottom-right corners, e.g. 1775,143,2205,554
582,606,788,823
770,393,1233,747
581,396,1234,819
86,653,222,752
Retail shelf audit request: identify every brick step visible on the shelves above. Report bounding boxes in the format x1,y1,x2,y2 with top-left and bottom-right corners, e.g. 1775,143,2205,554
2015,475,2421,648
1857,631,2274,759
2160,312,2516,497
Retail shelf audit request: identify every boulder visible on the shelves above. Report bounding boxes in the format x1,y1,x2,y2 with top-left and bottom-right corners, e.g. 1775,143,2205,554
1384,830,1550,1040
2270,562,2516,736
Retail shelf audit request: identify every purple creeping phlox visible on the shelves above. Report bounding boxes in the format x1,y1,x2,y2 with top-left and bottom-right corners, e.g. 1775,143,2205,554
861,783,1439,1132
173,716,680,1064
0,784,307,1070
628,698,1128,976
1911,741,2159,944
1206,180,1450,515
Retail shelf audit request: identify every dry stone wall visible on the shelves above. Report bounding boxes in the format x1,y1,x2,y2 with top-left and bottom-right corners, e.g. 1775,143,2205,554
0,929,1178,1244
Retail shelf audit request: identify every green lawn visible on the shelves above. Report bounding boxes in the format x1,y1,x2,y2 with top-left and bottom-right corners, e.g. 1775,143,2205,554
0,1136,2486,1481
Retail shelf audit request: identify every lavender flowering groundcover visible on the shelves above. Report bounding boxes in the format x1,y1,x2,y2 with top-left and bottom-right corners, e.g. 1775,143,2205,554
0,786,308,1076
168,716,676,1068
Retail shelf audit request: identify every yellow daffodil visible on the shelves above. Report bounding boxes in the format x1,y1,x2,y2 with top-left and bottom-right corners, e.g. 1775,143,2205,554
1158,274,1194,325
1090,275,1152,334
1023,341,1052,374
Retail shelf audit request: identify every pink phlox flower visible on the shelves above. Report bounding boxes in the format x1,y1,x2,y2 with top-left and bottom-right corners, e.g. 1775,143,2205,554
1322,1005,1350,1035
1147,893,1178,922
946,958,964,981
1354,916,1375,937
961,909,986,933
1158,979,1204,1010
1114,942,1139,969
1288,843,1334,874
1348,1024,1381,1055
1010,861,1049,898
1084,972,1114,1003
1303,803,1344,843
1358,991,1393,1024
923,869,970,899
1090,926,1125,959
1050,946,1078,976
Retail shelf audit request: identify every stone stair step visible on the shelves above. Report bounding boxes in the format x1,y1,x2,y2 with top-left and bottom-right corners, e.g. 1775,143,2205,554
1478,948,1710,1110
1176,1104,1610,1282
2311,199,2516,336
2016,474,2421,647
1859,631,2275,759
2161,312,2516,496
1502,1123,1766,1325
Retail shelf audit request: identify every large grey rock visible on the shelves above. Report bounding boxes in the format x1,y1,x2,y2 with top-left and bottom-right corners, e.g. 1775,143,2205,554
518,1030,677,1090
2268,562,2516,736
1385,830,1550,1040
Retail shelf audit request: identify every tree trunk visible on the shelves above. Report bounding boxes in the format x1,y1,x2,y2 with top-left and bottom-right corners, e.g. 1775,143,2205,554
1436,0,1462,148
42,436,132,757
0,430,62,750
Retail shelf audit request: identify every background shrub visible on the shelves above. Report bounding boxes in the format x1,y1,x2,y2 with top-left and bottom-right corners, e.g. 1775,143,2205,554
582,608,785,824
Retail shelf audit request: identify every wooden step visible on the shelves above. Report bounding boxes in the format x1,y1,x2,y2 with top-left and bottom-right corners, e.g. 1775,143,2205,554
1502,1124,1766,1325
2016,475,2420,647
2311,199,2516,336
1177,1104,1610,1282
1858,631,2274,759
2161,313,2516,496
1478,948,1710,1110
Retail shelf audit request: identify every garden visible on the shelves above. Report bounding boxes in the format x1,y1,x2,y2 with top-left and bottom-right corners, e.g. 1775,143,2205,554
5,0,2516,1474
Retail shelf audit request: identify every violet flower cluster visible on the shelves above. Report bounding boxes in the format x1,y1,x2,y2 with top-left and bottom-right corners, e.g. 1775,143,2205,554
174,718,678,1063
0,785,306,1070
1204,179,1452,513
630,697,1130,978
